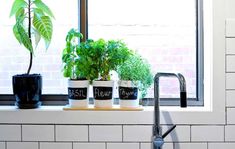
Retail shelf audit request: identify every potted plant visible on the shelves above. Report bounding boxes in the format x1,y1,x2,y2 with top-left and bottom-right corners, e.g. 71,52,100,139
84,39,130,108
117,53,153,108
62,29,91,108
10,0,54,109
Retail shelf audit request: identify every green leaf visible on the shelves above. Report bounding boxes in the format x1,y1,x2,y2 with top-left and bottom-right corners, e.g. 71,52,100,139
13,24,22,44
33,0,55,18
15,7,25,21
32,8,45,17
33,28,41,49
10,0,27,17
33,14,53,49
16,22,33,52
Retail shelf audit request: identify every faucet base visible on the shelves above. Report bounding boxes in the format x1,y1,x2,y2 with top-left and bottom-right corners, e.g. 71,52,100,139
153,136,164,149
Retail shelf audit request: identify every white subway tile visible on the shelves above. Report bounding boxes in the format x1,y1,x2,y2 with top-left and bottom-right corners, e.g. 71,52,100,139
226,38,235,54
89,125,122,142
226,19,235,37
163,125,190,142
227,108,235,124
40,142,72,149
226,0,235,18
123,125,152,142
107,143,139,149
141,143,173,149
73,143,105,149
22,125,54,141
226,73,235,89
191,125,224,141
208,143,235,149
56,125,88,141
0,125,21,141
226,90,235,107
0,142,5,149
227,56,235,72
7,142,38,149
174,143,207,149
225,125,235,141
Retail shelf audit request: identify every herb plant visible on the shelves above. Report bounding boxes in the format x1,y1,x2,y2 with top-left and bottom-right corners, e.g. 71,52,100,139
10,0,54,74
100,40,131,81
117,53,153,98
77,39,131,81
75,39,101,82
62,28,84,80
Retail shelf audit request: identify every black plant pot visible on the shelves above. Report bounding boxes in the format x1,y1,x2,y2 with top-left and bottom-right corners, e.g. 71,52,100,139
12,74,42,109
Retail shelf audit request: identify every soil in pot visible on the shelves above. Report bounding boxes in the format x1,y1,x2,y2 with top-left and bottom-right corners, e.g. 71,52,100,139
12,74,42,109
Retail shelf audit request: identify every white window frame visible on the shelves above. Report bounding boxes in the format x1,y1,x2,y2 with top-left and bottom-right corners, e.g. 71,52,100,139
0,0,225,125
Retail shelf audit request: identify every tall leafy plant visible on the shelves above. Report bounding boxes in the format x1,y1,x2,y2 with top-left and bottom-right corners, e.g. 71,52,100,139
10,0,54,74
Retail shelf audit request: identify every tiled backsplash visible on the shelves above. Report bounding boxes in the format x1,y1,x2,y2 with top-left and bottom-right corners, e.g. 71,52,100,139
0,124,219,149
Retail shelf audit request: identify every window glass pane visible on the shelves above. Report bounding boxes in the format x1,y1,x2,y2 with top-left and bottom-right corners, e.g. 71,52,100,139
0,0,78,94
88,0,196,98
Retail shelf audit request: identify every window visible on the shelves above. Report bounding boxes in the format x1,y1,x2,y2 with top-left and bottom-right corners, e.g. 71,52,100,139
0,0,203,106
83,0,204,106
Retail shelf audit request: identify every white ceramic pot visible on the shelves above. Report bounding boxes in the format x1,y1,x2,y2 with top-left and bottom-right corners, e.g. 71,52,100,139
118,80,139,108
93,80,114,108
68,80,89,108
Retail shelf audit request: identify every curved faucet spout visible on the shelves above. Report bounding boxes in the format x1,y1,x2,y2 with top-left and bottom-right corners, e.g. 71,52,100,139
177,73,187,92
153,72,187,149
154,72,187,109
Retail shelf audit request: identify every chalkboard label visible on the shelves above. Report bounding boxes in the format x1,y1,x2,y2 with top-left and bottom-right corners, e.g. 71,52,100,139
68,87,87,100
119,87,138,100
93,87,113,100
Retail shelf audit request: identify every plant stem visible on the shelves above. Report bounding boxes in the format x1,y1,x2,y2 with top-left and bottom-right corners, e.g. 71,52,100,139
27,0,33,74
27,53,33,74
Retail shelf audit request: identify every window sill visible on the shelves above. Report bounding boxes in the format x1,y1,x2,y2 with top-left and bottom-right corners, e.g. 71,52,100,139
0,0,226,126
0,105,225,125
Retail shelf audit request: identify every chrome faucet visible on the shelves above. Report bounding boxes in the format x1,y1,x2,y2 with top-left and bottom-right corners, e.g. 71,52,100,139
152,73,187,149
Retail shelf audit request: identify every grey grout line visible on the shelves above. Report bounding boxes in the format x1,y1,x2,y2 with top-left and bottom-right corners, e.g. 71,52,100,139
21,125,23,142
54,125,56,142
88,125,90,142
226,89,235,91
38,141,40,149
190,125,192,142
5,142,7,149
224,125,226,142
122,125,124,142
